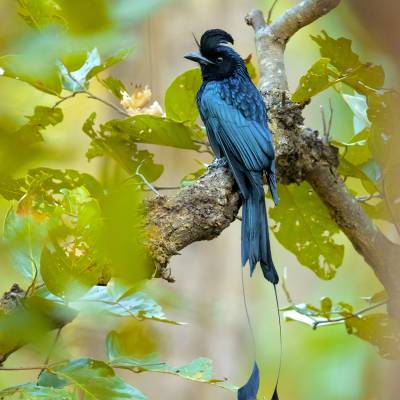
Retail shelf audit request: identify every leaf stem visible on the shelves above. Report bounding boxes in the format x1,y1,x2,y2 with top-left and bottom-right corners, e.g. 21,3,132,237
38,327,63,378
54,89,130,117
135,162,160,196
312,299,388,329
85,91,130,117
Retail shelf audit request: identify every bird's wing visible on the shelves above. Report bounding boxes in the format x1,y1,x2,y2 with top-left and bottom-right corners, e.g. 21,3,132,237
196,84,223,159
201,88,275,173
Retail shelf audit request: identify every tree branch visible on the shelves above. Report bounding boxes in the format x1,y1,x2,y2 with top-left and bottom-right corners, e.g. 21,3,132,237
146,166,240,281
246,0,400,317
246,0,340,92
269,0,341,43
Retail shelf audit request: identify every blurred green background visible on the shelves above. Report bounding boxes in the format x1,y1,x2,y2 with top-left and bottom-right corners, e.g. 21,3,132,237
0,1,399,399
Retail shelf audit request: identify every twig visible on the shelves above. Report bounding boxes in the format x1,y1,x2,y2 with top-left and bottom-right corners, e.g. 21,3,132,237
320,105,327,139
327,98,333,138
59,71,130,117
136,162,160,196
356,193,383,203
154,186,181,191
0,360,64,371
193,139,213,155
267,0,279,24
281,267,294,305
312,299,388,329
0,366,50,371
193,139,210,147
53,91,83,108
85,91,130,117
38,327,63,379
25,259,38,298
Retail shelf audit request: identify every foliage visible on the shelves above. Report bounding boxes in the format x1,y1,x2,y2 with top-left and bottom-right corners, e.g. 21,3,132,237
0,2,399,398
283,292,400,360
269,182,344,279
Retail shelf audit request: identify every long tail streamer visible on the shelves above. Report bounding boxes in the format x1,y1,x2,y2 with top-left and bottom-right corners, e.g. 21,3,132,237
238,270,282,400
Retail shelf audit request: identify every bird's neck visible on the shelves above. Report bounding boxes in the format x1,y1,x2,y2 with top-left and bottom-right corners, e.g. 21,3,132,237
202,64,250,83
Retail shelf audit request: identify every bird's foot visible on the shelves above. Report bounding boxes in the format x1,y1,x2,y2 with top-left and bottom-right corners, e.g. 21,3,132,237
208,157,228,170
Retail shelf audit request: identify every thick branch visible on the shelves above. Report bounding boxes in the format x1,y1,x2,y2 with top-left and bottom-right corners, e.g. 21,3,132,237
270,0,341,42
307,166,400,316
246,1,400,316
146,167,240,281
246,0,340,92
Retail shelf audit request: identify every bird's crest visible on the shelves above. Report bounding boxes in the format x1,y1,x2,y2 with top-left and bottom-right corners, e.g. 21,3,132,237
200,29,234,55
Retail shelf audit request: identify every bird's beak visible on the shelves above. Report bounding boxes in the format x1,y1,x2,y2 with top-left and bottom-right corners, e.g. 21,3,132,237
184,51,215,65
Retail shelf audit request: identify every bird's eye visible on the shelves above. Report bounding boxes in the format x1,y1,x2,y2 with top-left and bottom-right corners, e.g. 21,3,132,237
216,57,223,63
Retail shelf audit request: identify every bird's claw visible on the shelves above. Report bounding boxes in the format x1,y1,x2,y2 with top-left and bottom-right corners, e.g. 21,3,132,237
208,157,228,170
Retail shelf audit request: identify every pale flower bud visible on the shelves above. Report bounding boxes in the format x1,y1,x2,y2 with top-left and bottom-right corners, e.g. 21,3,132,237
120,85,165,117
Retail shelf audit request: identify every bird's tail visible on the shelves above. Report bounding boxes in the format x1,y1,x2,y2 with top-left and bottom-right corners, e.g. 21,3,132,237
241,172,279,284
268,160,279,206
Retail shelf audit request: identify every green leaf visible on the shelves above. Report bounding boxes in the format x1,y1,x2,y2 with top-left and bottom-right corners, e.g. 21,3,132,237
37,371,68,389
49,358,147,400
4,208,49,280
180,166,207,187
98,76,127,100
361,200,392,223
367,91,400,168
58,48,130,91
15,106,63,144
311,31,384,94
40,187,105,299
0,383,74,399
283,299,353,327
16,0,67,29
25,295,78,329
56,0,110,35
291,58,332,102
102,182,155,283
83,113,164,182
0,55,62,95
244,56,257,82
337,158,369,180
311,32,359,72
107,336,235,390
320,297,333,316
342,93,370,134
0,295,77,357
345,314,400,359
370,290,388,304
86,49,131,80
269,182,344,279
57,48,101,91
0,176,28,201
4,172,104,288
101,115,202,150
360,159,382,183
66,281,180,324
333,129,372,165
27,167,104,204
164,68,201,122
0,167,103,211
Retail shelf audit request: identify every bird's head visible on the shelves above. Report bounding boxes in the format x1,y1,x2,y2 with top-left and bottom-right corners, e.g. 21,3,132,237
184,29,245,81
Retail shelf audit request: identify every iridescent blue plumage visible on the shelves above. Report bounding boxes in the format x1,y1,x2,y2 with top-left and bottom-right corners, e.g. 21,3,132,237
185,29,280,400
193,31,279,284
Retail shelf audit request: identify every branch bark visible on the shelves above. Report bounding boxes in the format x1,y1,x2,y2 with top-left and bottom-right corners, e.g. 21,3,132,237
146,167,240,281
245,0,400,316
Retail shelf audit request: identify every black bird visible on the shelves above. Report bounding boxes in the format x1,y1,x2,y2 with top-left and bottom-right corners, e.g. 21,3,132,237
185,29,279,284
185,29,280,400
